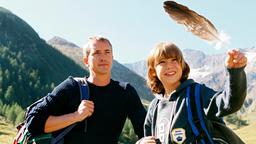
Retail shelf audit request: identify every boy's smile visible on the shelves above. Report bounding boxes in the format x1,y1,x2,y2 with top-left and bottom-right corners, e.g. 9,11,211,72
155,58,182,96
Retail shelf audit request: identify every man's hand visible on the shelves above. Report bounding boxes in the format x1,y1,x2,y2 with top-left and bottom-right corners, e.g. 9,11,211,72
225,49,247,68
75,100,94,122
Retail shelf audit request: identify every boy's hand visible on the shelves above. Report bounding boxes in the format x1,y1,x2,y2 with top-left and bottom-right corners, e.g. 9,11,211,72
225,49,247,68
138,136,157,144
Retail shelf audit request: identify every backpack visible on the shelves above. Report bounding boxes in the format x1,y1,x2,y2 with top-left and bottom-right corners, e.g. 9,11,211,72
185,83,245,144
13,78,89,144
151,83,245,144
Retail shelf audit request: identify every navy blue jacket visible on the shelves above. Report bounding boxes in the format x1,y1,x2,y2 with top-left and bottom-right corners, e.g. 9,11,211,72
144,67,247,143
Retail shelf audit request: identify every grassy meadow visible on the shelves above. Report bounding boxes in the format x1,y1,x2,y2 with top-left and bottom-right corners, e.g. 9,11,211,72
0,116,16,144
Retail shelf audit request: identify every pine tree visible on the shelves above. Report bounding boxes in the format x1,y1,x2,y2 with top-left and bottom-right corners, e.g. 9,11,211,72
4,85,14,103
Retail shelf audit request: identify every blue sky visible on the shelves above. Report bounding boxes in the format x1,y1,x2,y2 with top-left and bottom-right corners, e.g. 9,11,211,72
1,0,255,63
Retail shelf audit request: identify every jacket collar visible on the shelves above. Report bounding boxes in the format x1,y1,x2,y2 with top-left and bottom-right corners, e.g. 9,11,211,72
154,79,195,100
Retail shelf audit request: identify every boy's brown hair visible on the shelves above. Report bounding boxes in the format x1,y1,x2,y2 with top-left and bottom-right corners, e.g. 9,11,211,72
147,42,190,94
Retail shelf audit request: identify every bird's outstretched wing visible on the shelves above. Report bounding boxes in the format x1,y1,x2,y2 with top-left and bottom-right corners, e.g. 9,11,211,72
163,1,220,42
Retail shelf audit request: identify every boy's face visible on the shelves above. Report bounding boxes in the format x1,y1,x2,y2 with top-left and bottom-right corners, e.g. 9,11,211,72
155,57,182,90
84,40,113,75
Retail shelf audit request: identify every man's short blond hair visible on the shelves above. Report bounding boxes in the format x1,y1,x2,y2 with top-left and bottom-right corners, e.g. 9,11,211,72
83,36,112,57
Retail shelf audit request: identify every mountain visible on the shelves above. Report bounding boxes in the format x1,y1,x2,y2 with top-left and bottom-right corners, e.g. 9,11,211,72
0,7,153,143
124,48,256,113
124,60,147,78
0,7,153,127
47,37,154,102
187,48,256,113
48,36,79,48
0,7,87,109
47,36,84,67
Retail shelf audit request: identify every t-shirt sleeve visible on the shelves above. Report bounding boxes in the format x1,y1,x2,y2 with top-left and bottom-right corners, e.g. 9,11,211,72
126,84,147,138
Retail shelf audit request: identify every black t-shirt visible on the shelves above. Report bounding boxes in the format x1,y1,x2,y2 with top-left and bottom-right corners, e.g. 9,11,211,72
26,76,146,144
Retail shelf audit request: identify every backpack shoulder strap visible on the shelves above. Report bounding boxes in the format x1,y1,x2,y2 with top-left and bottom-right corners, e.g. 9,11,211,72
52,124,77,144
194,83,214,143
186,83,214,144
53,77,90,143
76,77,90,100
186,84,202,141
76,77,90,133
119,81,128,87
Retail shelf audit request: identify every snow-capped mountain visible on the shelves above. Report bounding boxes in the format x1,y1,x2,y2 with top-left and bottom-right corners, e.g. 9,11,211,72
124,47,256,113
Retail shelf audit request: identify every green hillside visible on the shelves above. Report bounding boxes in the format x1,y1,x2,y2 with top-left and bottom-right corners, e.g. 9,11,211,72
0,7,148,144
0,7,88,125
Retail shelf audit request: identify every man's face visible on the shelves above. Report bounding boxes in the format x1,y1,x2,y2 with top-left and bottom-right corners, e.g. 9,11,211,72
84,40,113,76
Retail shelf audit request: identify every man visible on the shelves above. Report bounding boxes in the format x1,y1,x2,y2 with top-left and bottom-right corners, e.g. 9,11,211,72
26,36,147,143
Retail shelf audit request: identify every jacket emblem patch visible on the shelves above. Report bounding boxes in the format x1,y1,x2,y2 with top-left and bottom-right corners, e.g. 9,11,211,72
171,128,186,144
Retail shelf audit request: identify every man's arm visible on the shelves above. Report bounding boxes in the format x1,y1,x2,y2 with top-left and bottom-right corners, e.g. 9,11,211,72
26,77,94,135
126,84,147,138
44,100,94,133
